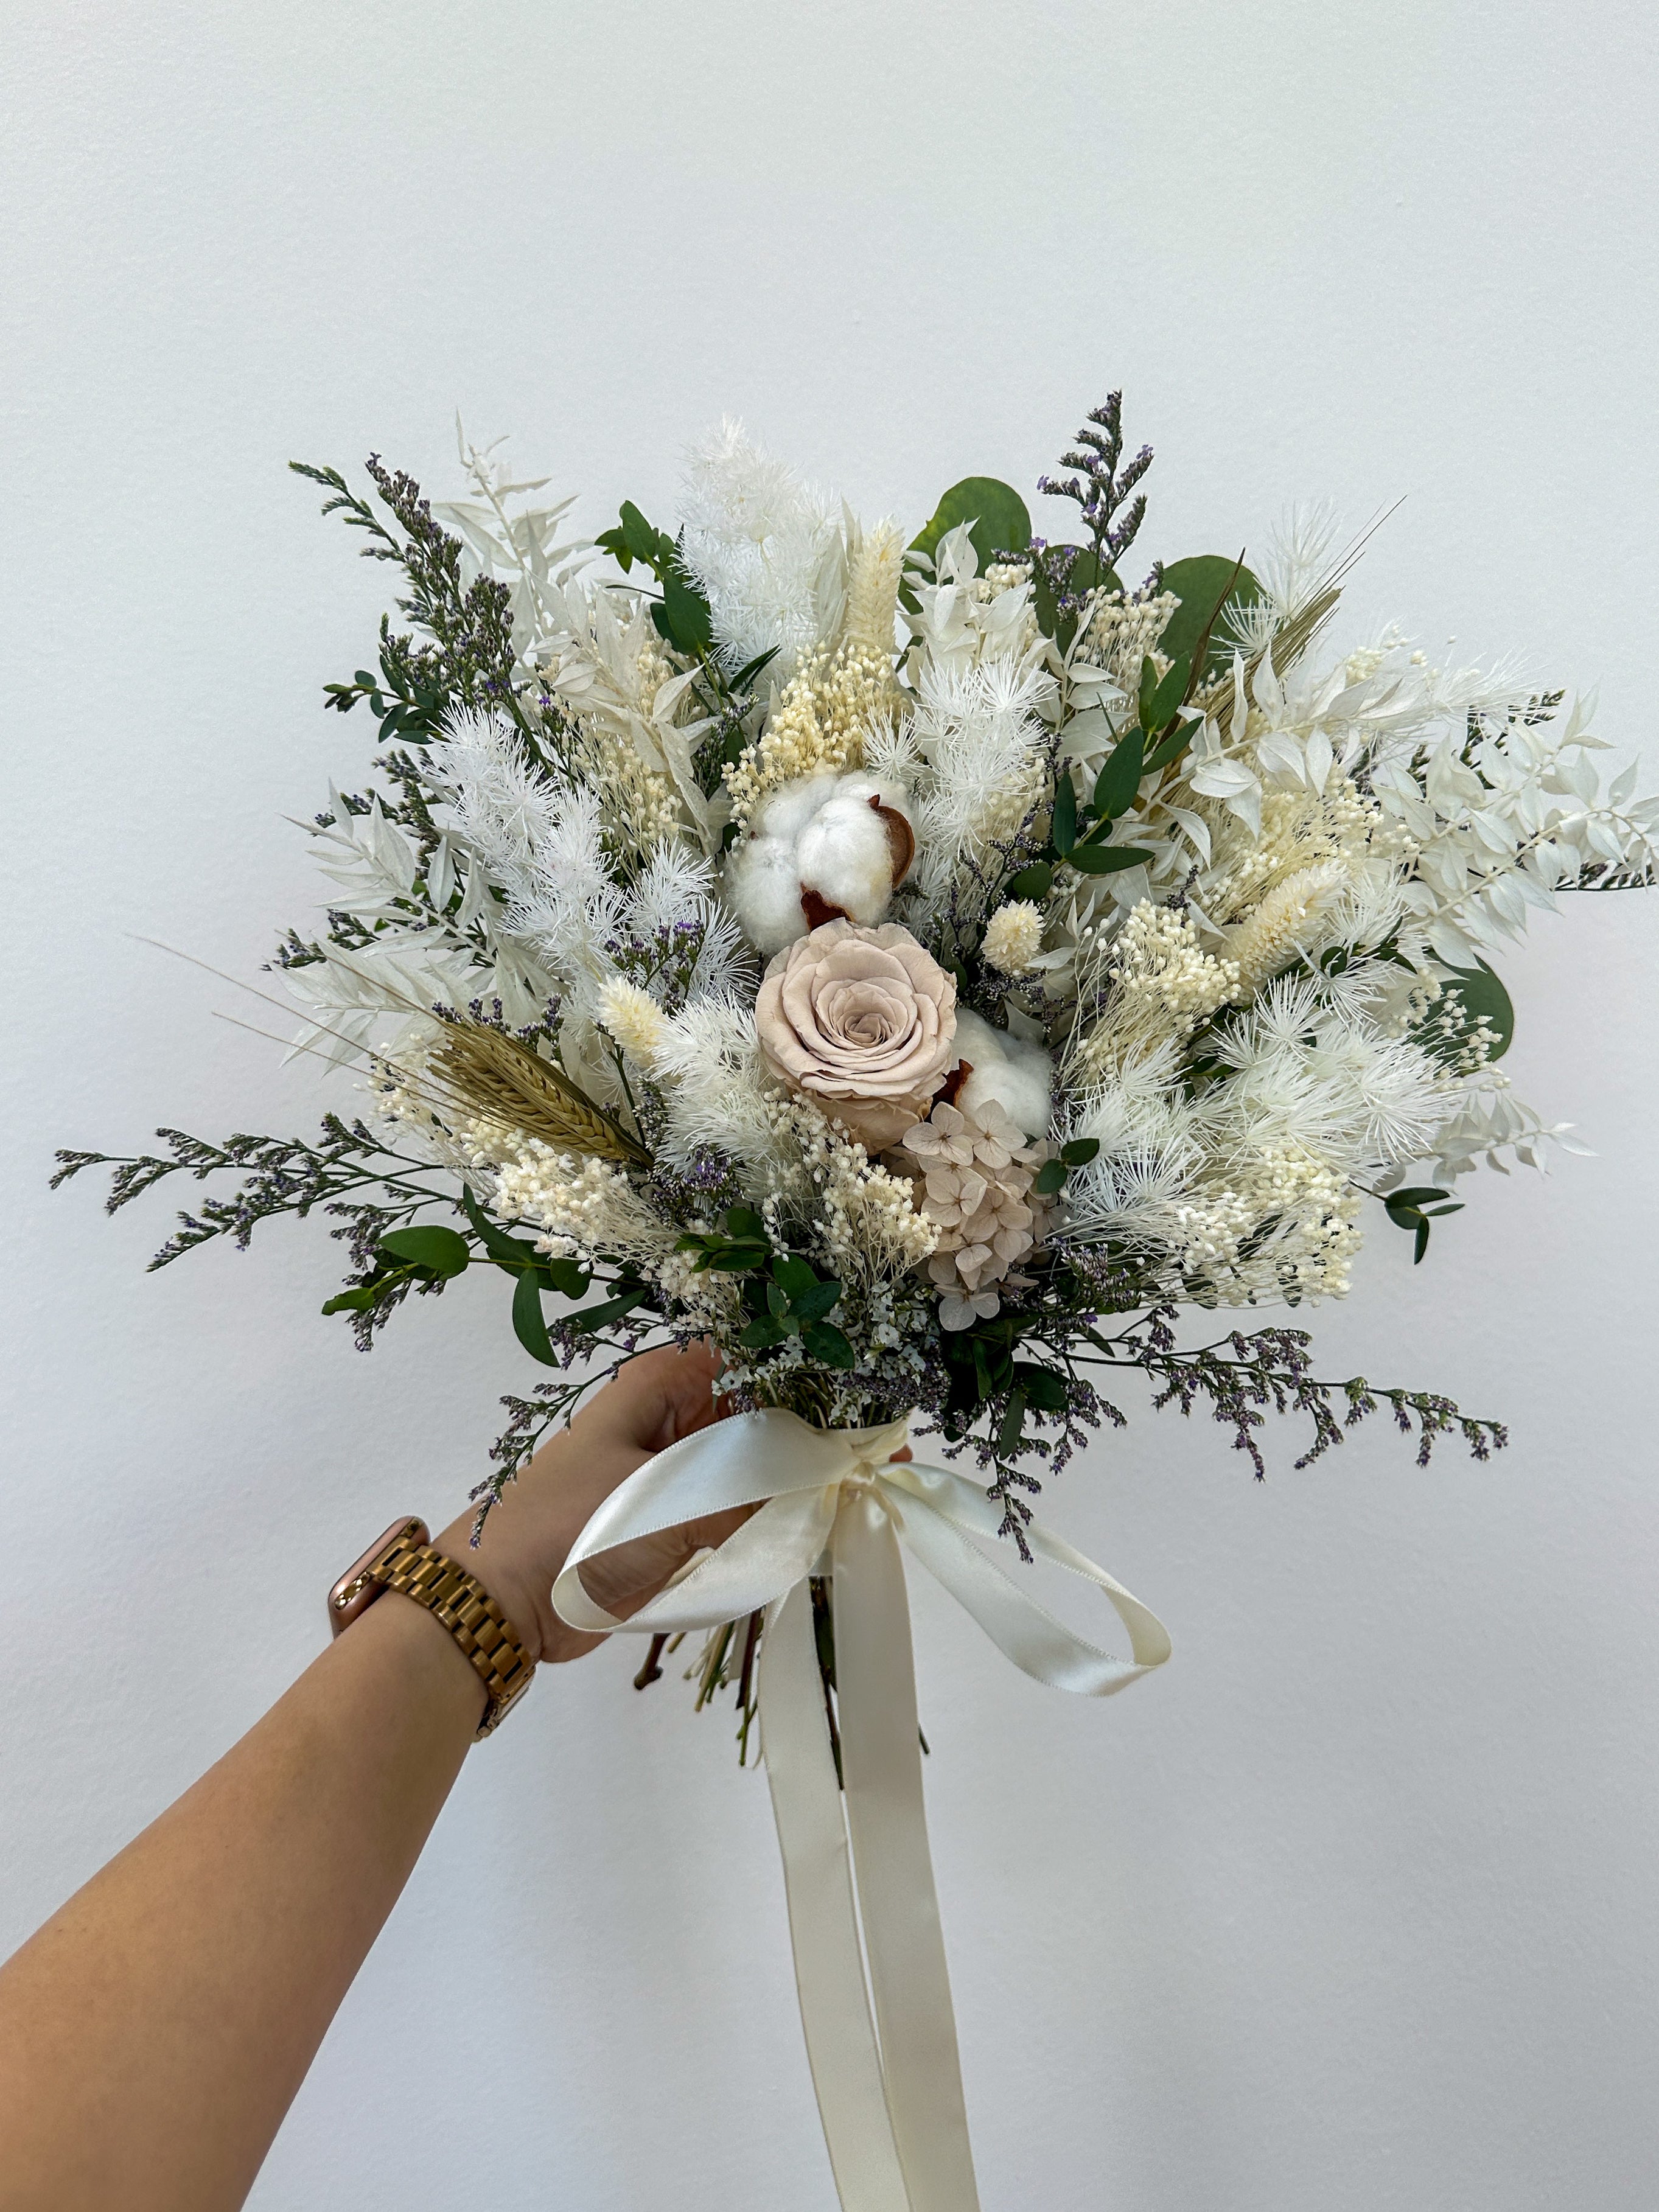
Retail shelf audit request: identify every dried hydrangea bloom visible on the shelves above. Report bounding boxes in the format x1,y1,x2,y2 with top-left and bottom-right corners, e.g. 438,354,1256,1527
898,1098,1053,1329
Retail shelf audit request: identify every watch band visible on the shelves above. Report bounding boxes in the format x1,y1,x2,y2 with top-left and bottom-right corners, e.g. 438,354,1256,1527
330,1518,536,1739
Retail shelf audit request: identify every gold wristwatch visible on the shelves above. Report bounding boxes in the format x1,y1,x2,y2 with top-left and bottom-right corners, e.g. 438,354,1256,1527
328,1517,536,1738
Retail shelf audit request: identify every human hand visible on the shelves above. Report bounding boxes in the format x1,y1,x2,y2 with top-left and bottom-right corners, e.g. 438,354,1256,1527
433,1341,749,1666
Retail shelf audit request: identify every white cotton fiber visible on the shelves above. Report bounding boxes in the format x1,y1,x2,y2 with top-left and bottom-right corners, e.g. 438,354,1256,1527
952,1008,1054,1137
724,834,816,957
797,796,896,923
724,769,915,956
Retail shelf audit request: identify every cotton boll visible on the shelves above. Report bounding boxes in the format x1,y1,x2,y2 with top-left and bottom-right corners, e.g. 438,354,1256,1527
797,795,898,924
724,834,815,957
754,772,840,845
722,769,915,953
950,1008,1053,1137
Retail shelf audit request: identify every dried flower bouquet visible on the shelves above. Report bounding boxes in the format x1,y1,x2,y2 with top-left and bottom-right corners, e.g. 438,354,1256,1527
60,397,1656,1638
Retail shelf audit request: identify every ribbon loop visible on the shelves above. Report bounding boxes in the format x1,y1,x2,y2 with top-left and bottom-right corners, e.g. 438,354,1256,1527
553,1408,1170,2212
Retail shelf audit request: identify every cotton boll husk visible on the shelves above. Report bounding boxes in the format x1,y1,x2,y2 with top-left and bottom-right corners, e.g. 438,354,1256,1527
951,1008,1054,1137
724,832,813,957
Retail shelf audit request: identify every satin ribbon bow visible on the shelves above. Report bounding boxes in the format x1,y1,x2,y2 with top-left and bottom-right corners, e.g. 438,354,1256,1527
553,1408,1172,2212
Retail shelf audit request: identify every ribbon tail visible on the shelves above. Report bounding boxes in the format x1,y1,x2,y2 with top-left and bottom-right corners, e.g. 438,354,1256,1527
834,1494,982,2212
760,1579,912,2212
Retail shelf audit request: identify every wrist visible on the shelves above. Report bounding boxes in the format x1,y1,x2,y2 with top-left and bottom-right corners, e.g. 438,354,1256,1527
431,1508,545,1666
363,1583,492,1731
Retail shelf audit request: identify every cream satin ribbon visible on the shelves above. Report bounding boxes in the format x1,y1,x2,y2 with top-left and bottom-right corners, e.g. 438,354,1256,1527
552,1409,1172,2212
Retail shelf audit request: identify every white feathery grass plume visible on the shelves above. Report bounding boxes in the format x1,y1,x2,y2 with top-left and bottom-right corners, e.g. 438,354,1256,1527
1254,501,1341,624
1200,976,1451,1173
679,420,843,681
874,655,1052,927
439,711,566,909
648,999,783,1175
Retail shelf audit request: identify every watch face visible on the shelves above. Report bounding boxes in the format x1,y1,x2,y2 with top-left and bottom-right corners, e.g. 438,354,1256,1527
327,1516,428,1638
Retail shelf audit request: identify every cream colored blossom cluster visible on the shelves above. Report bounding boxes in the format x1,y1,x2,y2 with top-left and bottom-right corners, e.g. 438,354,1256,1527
1201,780,1411,925
486,1140,676,1267
754,1093,938,1284
981,560,1033,595
1078,902,1240,1075
724,637,895,828
563,665,684,851
1082,589,1178,689
1173,1147,1363,1302
724,529,903,829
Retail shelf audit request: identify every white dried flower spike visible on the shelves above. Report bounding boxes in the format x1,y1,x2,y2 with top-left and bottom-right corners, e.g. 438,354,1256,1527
724,769,915,957
980,899,1045,977
595,975,669,1062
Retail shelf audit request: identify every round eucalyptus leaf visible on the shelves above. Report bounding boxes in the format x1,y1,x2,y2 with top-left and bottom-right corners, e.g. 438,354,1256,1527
379,1224,470,1275
1441,960,1515,1060
1158,555,1262,676
909,477,1033,576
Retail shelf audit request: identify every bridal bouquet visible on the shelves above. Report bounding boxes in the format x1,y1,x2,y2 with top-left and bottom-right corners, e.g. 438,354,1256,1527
58,395,1655,2207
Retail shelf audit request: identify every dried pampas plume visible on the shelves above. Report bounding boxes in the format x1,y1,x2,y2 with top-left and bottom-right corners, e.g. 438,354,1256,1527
430,1022,649,1165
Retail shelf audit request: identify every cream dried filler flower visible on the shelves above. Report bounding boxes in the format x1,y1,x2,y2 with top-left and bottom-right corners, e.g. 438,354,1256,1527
755,917,957,1151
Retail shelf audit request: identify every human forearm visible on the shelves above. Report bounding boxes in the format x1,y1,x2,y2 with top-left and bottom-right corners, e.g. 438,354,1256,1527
0,1591,483,2212
0,1344,735,2212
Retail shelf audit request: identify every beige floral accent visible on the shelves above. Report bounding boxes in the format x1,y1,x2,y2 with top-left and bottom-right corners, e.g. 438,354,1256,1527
755,918,957,1151
898,1098,1053,1330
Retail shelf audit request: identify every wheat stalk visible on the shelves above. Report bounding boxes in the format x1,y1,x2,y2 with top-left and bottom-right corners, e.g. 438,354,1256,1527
428,1024,649,1165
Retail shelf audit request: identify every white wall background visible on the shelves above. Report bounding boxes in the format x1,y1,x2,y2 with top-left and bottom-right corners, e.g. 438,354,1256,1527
4,4,1657,2206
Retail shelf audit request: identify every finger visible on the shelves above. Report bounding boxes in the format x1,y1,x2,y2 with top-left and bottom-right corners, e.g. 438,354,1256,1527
579,1341,723,1460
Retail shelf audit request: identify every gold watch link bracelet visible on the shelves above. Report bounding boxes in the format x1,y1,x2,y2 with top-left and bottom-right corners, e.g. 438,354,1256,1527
327,1517,536,1738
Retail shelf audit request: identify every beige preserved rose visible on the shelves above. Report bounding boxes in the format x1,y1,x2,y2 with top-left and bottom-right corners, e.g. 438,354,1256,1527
755,918,957,1151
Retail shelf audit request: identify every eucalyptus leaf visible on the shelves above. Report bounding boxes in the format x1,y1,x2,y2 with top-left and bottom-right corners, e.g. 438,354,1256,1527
1092,731,1145,820
908,477,1033,579
1010,1362,1068,1414
1004,862,1053,902
790,1279,843,1324
1441,960,1515,1059
1069,844,1154,875
619,501,663,571
772,1254,819,1301
1033,1159,1067,1195
659,570,714,655
379,1224,470,1275
511,1269,560,1366
802,1321,857,1369
461,1185,540,1269
1050,773,1077,856
567,1289,648,1333
997,1389,1027,1456
1157,555,1262,676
